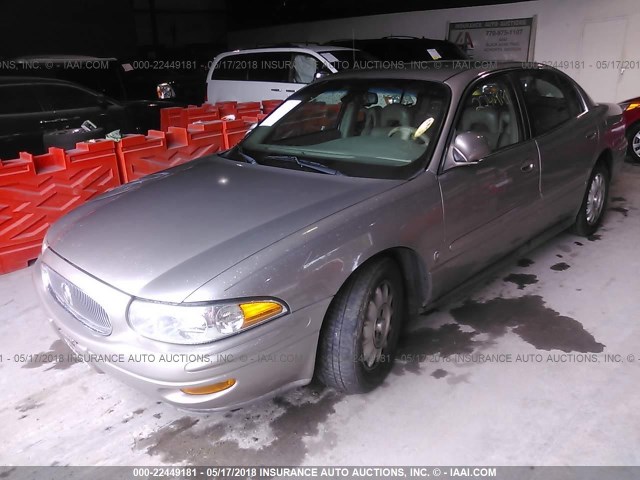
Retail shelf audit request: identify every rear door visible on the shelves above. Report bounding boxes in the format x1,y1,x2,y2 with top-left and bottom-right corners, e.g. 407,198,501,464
434,72,541,296
514,69,597,229
36,83,129,135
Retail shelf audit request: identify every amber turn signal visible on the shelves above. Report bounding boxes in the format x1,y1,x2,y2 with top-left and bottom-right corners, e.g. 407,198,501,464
181,379,236,395
239,301,284,327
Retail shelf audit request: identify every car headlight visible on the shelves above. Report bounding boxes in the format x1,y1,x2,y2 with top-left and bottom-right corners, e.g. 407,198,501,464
620,102,640,112
41,238,49,255
128,298,287,344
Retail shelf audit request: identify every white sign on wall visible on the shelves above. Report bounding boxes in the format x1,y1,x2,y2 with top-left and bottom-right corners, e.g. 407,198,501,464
448,17,536,62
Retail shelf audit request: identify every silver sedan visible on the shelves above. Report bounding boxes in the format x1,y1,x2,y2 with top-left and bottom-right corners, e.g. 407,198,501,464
35,63,627,410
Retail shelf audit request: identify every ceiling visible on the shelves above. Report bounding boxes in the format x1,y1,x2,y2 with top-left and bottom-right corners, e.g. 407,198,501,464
227,0,535,29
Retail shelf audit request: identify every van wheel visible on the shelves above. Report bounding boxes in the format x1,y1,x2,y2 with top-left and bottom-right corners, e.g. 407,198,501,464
573,162,609,237
316,257,405,393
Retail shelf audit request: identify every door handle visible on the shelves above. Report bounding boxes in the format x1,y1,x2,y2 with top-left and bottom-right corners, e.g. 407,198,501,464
586,132,597,140
270,88,281,92
520,161,535,173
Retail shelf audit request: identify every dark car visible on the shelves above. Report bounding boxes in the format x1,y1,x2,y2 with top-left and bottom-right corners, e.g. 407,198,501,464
0,77,133,159
619,96,640,162
326,36,468,64
9,56,192,130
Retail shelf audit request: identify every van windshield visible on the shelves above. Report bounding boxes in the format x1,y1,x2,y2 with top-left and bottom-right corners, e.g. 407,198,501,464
232,78,450,179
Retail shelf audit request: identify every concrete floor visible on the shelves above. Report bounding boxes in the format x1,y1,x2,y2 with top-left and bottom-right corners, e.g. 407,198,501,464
1,162,640,468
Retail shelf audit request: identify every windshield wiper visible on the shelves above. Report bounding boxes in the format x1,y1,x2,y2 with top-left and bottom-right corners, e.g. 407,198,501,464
263,155,342,175
223,145,257,164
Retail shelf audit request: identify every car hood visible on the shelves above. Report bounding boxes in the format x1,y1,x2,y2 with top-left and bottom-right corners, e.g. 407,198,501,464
48,156,400,302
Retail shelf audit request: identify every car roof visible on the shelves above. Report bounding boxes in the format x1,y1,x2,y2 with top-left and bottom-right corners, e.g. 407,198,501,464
326,61,545,83
0,76,93,87
223,44,357,54
329,37,456,45
12,55,117,63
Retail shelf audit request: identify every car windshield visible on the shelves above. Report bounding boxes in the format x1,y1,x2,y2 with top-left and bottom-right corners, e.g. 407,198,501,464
318,50,378,70
235,78,450,179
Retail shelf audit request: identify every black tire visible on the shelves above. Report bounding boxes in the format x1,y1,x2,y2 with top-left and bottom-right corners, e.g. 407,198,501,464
572,162,610,237
626,122,640,163
316,257,405,393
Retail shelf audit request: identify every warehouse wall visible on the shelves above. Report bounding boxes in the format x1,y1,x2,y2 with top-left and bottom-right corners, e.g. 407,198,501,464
0,0,137,59
228,0,640,103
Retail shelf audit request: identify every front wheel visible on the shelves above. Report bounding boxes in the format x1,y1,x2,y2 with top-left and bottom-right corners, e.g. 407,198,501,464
316,257,405,393
572,163,609,237
627,122,640,163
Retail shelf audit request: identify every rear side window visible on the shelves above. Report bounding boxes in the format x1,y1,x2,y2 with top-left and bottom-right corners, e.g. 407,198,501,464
38,85,101,110
517,70,584,136
211,54,248,81
0,85,42,114
247,53,291,83
211,52,291,83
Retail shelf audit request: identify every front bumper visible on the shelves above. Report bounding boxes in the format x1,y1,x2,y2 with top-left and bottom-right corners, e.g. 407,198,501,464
34,250,331,411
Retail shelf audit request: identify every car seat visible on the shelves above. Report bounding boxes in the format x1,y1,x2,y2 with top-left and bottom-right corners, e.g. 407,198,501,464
369,104,411,137
459,107,500,150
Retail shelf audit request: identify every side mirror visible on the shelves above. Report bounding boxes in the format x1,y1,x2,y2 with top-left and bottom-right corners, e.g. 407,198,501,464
451,132,492,165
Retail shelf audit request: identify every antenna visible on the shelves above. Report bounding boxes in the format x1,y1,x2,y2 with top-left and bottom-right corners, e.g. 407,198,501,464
351,30,355,64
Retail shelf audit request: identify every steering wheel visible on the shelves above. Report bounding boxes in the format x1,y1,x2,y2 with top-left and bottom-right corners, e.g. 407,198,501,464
388,126,429,145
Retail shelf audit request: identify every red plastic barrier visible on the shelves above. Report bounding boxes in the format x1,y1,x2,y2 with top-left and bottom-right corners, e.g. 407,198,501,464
241,114,268,125
160,105,220,131
160,107,185,131
236,101,262,118
0,140,120,274
222,120,252,149
116,122,225,183
215,101,238,117
262,99,283,114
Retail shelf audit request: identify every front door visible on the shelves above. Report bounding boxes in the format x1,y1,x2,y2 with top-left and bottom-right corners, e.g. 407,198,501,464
433,72,541,297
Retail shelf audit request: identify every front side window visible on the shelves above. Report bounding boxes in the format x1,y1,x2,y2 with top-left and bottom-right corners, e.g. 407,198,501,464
517,70,583,136
231,78,450,179
291,54,319,83
454,75,522,154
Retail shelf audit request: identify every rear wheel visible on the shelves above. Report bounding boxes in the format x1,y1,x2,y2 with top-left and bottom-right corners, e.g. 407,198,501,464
573,162,609,237
316,257,405,393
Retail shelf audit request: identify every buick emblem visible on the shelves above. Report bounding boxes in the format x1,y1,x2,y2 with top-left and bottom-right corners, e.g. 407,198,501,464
61,282,73,307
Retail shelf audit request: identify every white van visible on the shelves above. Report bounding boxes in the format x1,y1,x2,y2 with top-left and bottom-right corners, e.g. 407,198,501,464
206,44,373,104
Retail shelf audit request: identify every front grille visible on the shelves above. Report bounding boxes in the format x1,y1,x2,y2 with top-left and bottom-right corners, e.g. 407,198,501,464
43,265,112,335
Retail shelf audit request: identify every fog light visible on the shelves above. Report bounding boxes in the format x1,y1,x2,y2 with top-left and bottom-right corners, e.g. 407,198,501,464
181,379,236,395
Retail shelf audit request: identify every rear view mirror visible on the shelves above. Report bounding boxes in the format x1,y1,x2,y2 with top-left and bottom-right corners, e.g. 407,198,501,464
451,132,492,165
340,91,379,106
